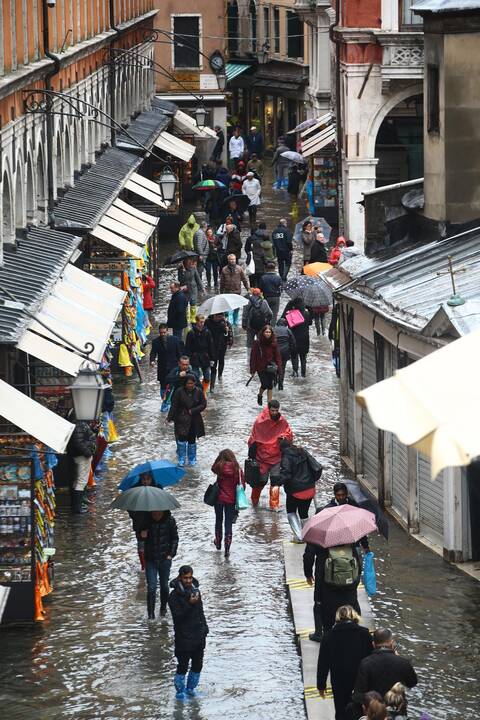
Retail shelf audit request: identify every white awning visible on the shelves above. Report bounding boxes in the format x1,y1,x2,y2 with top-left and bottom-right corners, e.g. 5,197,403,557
89,224,144,258
105,206,156,236
301,113,333,138
125,172,169,209
154,130,195,162
112,198,158,226
301,125,336,158
0,379,74,453
17,264,127,372
98,215,149,246
174,110,217,139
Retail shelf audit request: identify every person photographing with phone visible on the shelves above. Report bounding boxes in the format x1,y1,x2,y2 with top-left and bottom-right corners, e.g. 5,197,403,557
168,565,209,700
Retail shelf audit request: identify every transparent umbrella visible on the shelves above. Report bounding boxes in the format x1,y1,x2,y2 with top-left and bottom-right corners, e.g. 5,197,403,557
198,293,249,316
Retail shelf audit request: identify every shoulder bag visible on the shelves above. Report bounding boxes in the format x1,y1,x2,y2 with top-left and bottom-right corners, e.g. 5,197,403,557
203,481,219,506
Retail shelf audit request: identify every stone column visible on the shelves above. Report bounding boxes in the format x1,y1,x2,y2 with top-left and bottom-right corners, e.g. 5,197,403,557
343,157,378,246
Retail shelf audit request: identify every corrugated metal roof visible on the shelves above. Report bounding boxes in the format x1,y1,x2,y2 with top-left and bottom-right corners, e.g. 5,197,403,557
412,0,480,11
329,226,480,332
0,228,81,344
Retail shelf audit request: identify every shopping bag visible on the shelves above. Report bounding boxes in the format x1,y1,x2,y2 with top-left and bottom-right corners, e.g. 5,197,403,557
246,255,255,276
235,484,249,510
203,482,219,507
362,551,377,596
285,309,304,328
244,458,263,488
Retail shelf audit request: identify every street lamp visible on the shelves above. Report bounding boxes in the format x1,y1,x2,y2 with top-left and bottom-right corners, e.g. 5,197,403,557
158,166,178,204
194,106,207,129
217,74,227,92
70,362,108,421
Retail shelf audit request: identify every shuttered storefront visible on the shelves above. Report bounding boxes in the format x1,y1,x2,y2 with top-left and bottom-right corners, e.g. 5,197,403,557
347,385,355,462
361,338,378,487
417,452,444,544
390,348,409,522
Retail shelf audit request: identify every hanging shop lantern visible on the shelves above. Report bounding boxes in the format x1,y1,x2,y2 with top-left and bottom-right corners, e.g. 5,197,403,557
70,363,108,421
158,166,179,205
195,106,207,129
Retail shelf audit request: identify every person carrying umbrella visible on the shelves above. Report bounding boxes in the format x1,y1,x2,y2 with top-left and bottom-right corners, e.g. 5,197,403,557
242,171,262,226
178,257,203,325
309,232,329,264
272,137,291,189
281,298,312,378
322,482,370,552
205,313,233,392
150,323,184,412
168,564,209,700
247,399,293,510
167,374,207,467
128,471,153,570
274,318,297,391
141,509,179,619
185,314,215,396
219,254,250,326
211,449,245,558
178,214,199,251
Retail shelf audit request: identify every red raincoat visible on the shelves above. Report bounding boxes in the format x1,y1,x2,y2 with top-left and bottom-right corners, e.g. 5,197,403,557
248,408,293,475
328,237,346,267
142,275,156,310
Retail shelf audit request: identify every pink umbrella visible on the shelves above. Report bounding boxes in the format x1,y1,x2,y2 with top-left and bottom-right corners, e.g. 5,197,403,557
302,504,377,547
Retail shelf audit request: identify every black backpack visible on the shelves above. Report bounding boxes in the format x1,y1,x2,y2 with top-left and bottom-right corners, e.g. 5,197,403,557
249,300,269,331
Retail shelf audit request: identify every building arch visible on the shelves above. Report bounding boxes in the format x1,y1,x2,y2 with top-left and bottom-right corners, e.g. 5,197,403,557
374,93,423,187
36,143,47,223
55,132,64,196
15,155,25,229
26,151,36,223
366,82,423,158
64,126,73,187
2,165,15,244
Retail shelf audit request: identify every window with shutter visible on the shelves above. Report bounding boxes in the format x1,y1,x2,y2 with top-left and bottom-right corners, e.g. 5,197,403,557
173,16,200,69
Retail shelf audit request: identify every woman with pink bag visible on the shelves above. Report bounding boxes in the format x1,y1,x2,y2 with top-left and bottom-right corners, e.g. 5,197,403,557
281,298,312,378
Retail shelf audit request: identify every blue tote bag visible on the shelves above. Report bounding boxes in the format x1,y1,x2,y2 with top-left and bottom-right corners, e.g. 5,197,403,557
362,551,377,596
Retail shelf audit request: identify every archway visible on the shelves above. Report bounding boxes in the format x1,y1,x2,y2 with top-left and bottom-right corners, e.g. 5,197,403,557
36,145,47,223
15,158,25,229
64,128,73,186
55,133,64,195
227,1,239,55
2,170,14,244
26,153,35,223
374,94,423,188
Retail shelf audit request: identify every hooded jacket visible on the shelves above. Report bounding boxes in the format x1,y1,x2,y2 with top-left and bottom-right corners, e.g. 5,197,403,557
248,408,293,475
328,237,347,266
178,264,203,306
272,143,290,167
211,460,245,505
279,445,322,495
142,275,155,311
185,324,215,367
144,512,179,564
274,321,297,360
67,421,96,458
168,577,209,653
178,214,199,251
167,289,189,330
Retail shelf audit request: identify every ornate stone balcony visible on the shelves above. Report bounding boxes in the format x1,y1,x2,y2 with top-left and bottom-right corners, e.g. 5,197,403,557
294,0,332,25
375,32,424,93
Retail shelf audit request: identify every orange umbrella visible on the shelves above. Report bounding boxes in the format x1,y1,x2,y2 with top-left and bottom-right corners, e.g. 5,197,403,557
303,262,332,276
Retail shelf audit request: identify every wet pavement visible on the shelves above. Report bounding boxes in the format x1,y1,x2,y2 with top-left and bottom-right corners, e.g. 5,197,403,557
1,177,480,720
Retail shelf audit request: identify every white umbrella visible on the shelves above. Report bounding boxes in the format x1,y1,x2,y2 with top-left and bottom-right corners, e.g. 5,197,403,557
357,328,480,479
197,293,249,316
280,151,306,164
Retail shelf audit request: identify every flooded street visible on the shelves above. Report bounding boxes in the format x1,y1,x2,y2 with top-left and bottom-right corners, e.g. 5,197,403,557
1,180,480,720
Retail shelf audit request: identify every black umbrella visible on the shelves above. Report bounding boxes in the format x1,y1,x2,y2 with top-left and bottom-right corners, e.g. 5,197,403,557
164,250,199,265
344,480,389,540
220,193,250,213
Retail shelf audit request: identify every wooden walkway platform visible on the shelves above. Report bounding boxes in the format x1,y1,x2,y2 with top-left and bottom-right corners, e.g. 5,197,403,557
283,540,375,720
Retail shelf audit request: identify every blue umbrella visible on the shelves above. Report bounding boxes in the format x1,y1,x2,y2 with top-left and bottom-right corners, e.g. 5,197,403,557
119,460,184,491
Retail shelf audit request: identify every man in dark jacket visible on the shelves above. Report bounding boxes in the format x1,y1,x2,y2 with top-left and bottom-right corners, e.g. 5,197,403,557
224,223,242,262
352,628,418,710
185,315,215,396
279,438,322,540
150,323,184,411
167,282,189,340
164,356,201,396
168,565,209,700
259,261,282,325
66,415,96,514
282,298,312,377
275,318,297,390
246,126,264,157
205,313,233,392
271,219,293,280
141,510,178,619
212,126,225,161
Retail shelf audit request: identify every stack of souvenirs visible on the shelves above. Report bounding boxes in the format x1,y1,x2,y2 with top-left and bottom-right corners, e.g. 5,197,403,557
117,258,151,376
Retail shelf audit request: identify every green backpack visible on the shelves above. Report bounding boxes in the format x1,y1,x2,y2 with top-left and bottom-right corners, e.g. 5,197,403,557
324,545,359,587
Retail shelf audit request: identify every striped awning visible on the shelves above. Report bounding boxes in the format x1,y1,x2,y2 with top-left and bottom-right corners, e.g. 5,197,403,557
301,124,336,158
226,63,252,82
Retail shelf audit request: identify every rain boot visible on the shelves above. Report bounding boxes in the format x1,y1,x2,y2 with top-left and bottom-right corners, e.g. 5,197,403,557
186,671,201,697
147,591,156,620
210,368,216,393
224,534,232,559
174,673,186,700
287,512,303,543
71,490,86,514
251,485,262,507
160,587,168,617
214,530,222,550
269,484,280,511
187,443,197,467
201,379,210,398
138,549,145,570
309,602,323,642
176,441,187,467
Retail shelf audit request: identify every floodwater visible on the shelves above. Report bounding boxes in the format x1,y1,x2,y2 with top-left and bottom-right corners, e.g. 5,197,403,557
1,177,480,720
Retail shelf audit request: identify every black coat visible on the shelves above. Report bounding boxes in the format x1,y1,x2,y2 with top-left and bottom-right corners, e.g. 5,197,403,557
274,324,297,361
144,512,178,564
164,365,201,391
129,510,150,536
205,317,233,358
282,300,312,354
150,335,184,380
259,271,282,299
168,577,209,653
167,386,206,439
317,622,373,711
225,228,242,260
271,225,293,257
167,290,189,330
310,241,328,264
279,446,322,495
185,326,215,368
353,649,418,704
67,421,96,458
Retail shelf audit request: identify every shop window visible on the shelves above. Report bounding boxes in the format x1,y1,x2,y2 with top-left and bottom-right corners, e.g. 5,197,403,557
427,65,440,134
287,11,303,59
263,7,270,44
400,0,423,29
172,16,200,68
274,7,280,53
227,1,239,55
249,1,257,53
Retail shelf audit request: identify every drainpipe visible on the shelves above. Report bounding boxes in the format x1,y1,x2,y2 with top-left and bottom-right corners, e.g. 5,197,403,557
108,0,120,147
42,0,61,227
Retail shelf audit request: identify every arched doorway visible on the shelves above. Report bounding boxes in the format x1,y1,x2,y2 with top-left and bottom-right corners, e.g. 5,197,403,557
227,1,239,55
15,159,24,229
26,153,35,223
2,170,14,244
375,94,423,188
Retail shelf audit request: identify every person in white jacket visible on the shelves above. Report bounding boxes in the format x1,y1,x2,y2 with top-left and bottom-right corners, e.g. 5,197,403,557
242,171,262,226
228,128,245,168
